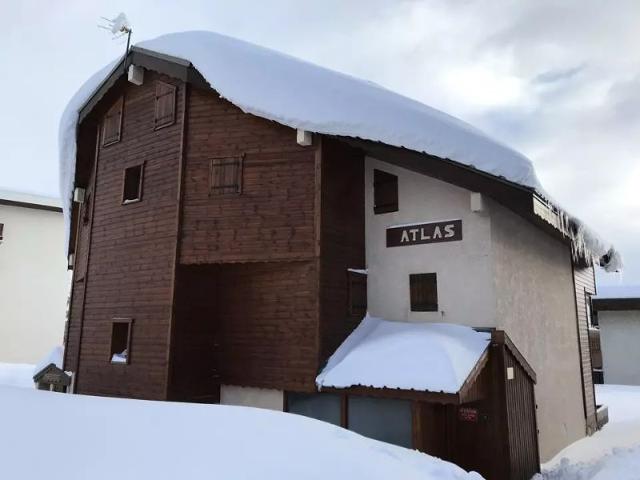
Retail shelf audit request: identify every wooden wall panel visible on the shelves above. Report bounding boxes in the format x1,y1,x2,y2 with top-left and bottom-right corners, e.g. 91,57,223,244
68,72,184,399
180,87,318,264
574,265,598,431
319,139,366,363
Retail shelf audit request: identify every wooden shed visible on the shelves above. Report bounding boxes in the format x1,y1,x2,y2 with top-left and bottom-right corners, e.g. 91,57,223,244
311,320,540,480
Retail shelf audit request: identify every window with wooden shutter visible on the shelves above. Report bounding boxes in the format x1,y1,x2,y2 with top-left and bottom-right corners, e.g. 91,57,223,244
154,81,177,129
348,270,367,317
110,318,133,365
409,273,438,312
210,155,244,195
373,169,398,214
102,97,123,147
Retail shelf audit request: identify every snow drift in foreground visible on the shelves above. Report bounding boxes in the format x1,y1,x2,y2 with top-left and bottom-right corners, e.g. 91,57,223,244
317,314,490,393
0,386,483,480
58,31,620,270
538,384,640,480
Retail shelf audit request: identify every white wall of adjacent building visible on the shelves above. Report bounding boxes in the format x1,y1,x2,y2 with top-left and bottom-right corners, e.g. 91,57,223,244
0,191,71,364
599,311,640,386
363,157,586,461
220,385,284,410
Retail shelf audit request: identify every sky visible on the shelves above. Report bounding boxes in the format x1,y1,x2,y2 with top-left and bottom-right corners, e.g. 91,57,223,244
0,0,638,286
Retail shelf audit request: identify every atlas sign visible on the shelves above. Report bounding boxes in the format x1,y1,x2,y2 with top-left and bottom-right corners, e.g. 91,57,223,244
386,219,462,248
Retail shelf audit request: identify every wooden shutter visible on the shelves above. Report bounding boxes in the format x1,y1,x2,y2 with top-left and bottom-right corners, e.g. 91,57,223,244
348,270,368,317
410,273,438,312
210,155,244,195
155,81,177,129
102,97,123,146
374,169,398,214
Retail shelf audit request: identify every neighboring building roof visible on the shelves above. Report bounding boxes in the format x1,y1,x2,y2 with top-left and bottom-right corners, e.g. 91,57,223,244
33,346,64,377
316,315,490,394
58,31,621,271
593,286,640,311
0,189,62,212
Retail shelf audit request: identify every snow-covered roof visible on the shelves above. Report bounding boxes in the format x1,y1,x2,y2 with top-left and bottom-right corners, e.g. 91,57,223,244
316,315,490,394
594,286,640,300
58,30,621,270
0,189,61,210
33,346,64,377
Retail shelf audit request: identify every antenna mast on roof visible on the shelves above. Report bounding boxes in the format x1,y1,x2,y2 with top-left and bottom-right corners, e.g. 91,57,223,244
98,13,133,73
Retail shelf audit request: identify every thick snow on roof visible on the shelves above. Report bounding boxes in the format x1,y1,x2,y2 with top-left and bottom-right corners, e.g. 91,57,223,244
594,285,640,300
316,315,490,394
58,31,621,269
33,346,64,376
0,385,484,480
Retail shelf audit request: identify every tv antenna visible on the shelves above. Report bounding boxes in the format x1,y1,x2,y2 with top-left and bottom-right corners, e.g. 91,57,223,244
99,13,133,72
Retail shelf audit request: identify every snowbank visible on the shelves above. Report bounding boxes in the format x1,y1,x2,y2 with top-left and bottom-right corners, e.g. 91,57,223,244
0,364,35,389
594,285,640,300
539,384,640,479
58,31,620,269
0,386,483,480
316,314,490,393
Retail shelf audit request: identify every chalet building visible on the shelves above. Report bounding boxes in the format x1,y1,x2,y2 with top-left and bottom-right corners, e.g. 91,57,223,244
60,32,621,479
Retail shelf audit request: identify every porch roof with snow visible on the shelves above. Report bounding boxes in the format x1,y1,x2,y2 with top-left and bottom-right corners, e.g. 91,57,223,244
316,315,492,401
59,30,621,271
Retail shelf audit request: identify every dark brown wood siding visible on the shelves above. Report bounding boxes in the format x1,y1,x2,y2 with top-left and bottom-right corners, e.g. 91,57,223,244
66,71,185,399
574,265,597,431
319,139,366,363
179,87,318,264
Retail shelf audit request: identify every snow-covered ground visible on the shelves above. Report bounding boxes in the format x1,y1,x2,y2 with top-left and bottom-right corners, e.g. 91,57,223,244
538,384,640,479
0,363,34,389
0,384,482,480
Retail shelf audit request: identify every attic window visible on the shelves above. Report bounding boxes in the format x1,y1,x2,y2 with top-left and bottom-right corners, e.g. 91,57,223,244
348,270,367,317
122,164,144,204
102,97,123,146
374,169,398,214
410,273,438,312
210,155,244,195
155,81,177,129
110,319,132,365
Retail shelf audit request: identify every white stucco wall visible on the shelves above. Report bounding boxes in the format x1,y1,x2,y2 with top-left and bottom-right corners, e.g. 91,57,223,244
220,385,284,411
599,311,640,386
365,157,496,328
490,200,586,461
0,201,70,364
364,158,587,461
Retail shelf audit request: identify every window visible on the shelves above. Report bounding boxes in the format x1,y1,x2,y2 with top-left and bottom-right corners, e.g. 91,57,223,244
0,223,4,242
154,81,177,129
102,97,123,146
110,319,132,364
585,290,595,327
373,169,398,214
410,273,438,312
122,164,144,204
210,155,244,195
348,270,367,317
348,396,413,448
286,392,342,426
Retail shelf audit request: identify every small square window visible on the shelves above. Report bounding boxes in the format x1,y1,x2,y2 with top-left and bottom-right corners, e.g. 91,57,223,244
410,273,438,312
102,97,123,147
374,169,398,214
155,81,177,129
348,270,367,317
110,319,132,364
210,155,244,195
122,164,144,204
